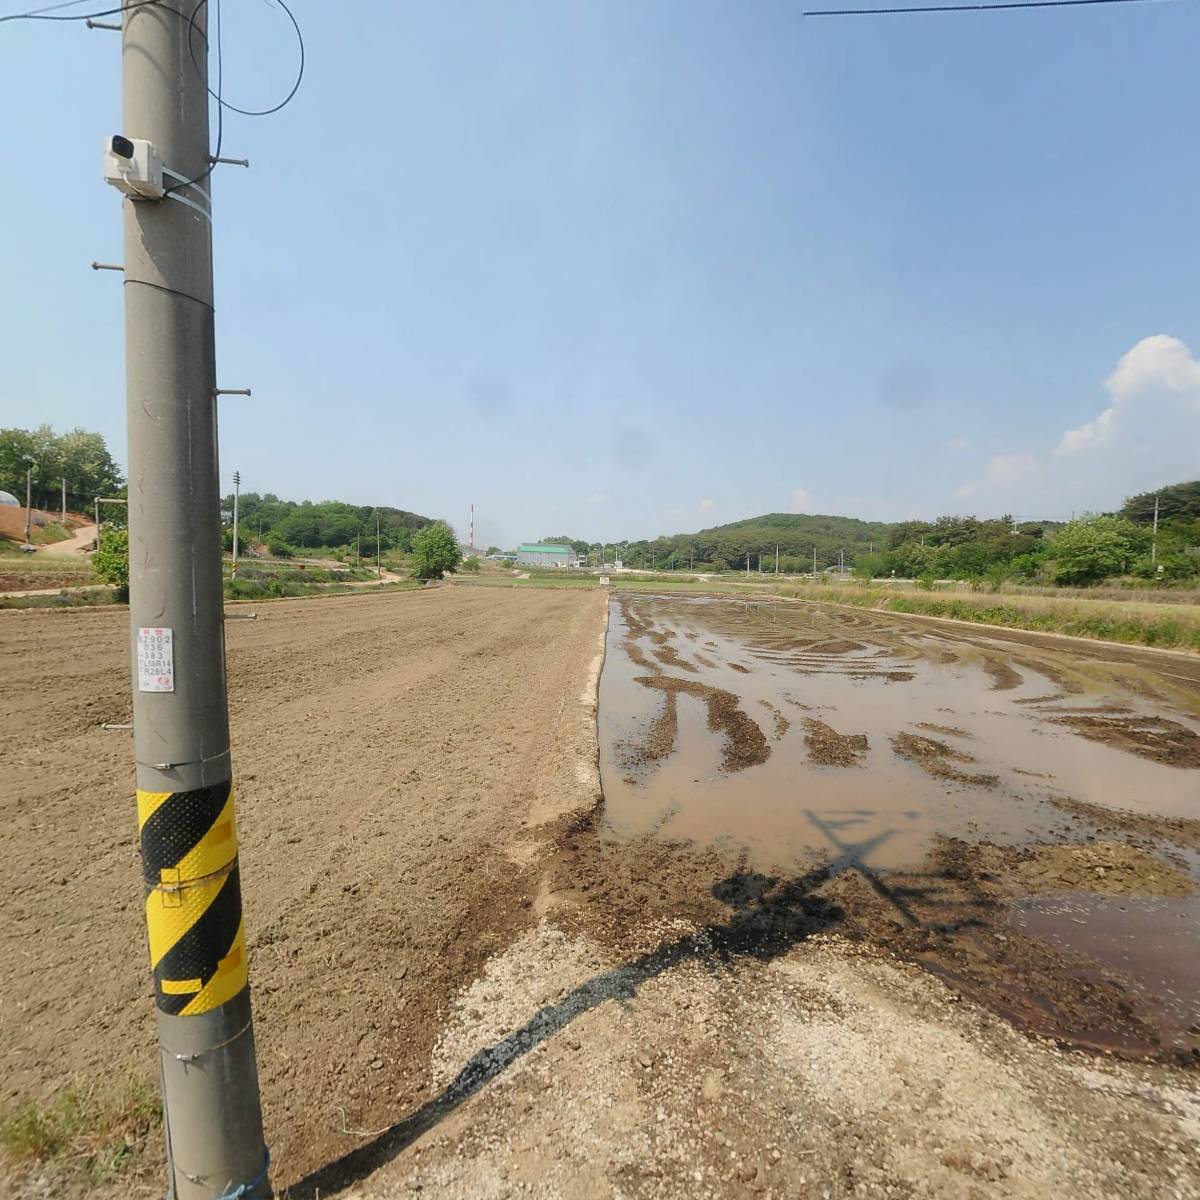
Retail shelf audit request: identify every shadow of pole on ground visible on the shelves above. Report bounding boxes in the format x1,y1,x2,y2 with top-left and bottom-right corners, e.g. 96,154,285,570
289,815,989,1198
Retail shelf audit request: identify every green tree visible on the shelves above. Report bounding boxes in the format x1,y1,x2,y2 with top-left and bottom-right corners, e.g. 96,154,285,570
410,521,462,580
852,552,884,581
461,556,482,574
0,425,123,511
93,528,130,602
1051,516,1148,585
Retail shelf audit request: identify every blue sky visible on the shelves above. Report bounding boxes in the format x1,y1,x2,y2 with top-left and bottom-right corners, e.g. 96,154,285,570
3,0,1199,549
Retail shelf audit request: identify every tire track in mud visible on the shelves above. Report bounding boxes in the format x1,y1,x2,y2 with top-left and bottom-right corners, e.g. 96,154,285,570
599,590,1200,1067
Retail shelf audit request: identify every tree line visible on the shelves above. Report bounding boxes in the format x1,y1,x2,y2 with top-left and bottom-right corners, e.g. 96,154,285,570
0,425,124,513
220,492,436,557
551,484,1200,584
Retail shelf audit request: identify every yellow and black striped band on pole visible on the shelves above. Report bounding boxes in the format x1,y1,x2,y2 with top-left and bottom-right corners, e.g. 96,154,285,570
137,780,248,1017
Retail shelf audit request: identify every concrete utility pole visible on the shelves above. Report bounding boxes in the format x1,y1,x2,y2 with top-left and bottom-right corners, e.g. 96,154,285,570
775,545,779,575
116,4,269,1197
24,464,33,543
813,546,817,577
746,552,751,577
376,509,382,577
62,477,67,525
231,470,240,578
1151,494,1160,566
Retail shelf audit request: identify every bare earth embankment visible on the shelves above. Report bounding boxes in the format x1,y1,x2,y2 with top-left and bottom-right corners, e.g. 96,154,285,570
2,587,1198,1199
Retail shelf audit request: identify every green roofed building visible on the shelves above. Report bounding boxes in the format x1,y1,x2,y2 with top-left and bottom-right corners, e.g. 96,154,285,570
517,543,577,568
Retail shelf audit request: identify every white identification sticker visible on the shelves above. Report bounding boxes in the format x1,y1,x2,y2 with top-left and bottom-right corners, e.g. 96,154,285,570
137,627,175,693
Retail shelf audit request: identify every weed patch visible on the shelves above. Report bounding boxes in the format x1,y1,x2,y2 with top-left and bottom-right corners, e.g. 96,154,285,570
0,1076,160,1188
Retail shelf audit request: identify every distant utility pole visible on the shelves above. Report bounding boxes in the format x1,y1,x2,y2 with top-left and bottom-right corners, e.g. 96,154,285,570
775,545,779,575
24,464,33,543
839,548,845,573
376,509,381,578
231,470,240,578
62,477,67,525
469,502,474,551
113,4,269,1198
1151,494,1160,566
813,546,817,577
746,552,751,577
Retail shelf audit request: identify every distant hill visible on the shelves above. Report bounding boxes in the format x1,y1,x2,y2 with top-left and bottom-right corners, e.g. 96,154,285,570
221,492,437,555
630,512,893,571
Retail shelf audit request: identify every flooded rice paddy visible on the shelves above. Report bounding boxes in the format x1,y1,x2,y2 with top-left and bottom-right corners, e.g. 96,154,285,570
598,593,1200,1061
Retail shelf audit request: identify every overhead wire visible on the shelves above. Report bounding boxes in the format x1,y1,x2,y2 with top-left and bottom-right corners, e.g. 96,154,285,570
187,0,304,118
805,0,1172,14
1,0,167,22
163,0,222,198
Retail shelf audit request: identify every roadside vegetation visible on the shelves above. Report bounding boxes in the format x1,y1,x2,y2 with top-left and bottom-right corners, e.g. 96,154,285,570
0,1076,160,1190
777,582,1200,651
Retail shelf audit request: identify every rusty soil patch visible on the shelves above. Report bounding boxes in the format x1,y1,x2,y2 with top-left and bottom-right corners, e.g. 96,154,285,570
917,721,972,738
891,731,999,788
981,655,1023,691
635,674,769,771
1052,714,1200,768
802,718,868,767
651,644,697,673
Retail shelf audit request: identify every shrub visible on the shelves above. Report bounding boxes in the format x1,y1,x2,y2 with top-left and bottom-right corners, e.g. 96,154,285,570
92,529,129,602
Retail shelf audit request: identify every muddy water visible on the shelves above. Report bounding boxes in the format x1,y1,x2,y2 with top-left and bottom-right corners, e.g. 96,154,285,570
597,592,1200,1059
1013,892,1200,1049
599,594,1200,870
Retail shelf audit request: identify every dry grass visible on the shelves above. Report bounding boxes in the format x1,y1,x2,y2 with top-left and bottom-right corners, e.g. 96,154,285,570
0,1076,160,1188
777,584,1200,651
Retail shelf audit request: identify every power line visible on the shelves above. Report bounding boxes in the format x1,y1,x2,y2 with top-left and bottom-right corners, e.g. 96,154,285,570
1,0,166,23
164,0,223,197
805,0,1171,14
187,0,304,118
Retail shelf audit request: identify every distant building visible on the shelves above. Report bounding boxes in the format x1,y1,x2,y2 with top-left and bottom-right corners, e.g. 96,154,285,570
517,543,576,568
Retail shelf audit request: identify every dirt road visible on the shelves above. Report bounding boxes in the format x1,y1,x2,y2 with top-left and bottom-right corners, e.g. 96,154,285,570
2,587,1198,1199
35,523,97,557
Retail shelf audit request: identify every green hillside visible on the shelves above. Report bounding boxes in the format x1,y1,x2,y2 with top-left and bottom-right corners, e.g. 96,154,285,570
621,512,892,572
221,493,436,557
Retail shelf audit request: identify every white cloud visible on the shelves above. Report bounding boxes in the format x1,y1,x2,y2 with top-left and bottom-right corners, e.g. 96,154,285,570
951,334,1200,517
1106,334,1200,401
698,498,717,513
983,452,1037,485
1055,334,1200,457
790,488,813,513
944,436,971,452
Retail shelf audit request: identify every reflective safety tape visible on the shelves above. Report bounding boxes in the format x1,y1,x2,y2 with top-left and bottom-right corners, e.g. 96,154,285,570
137,780,248,1015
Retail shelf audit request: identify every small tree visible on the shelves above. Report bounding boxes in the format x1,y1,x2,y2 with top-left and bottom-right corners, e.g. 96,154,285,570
852,552,884,582
410,521,462,580
462,556,482,574
1051,516,1148,585
93,528,130,602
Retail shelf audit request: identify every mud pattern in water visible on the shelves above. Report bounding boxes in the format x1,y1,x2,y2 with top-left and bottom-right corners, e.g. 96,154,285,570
598,592,1200,1063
